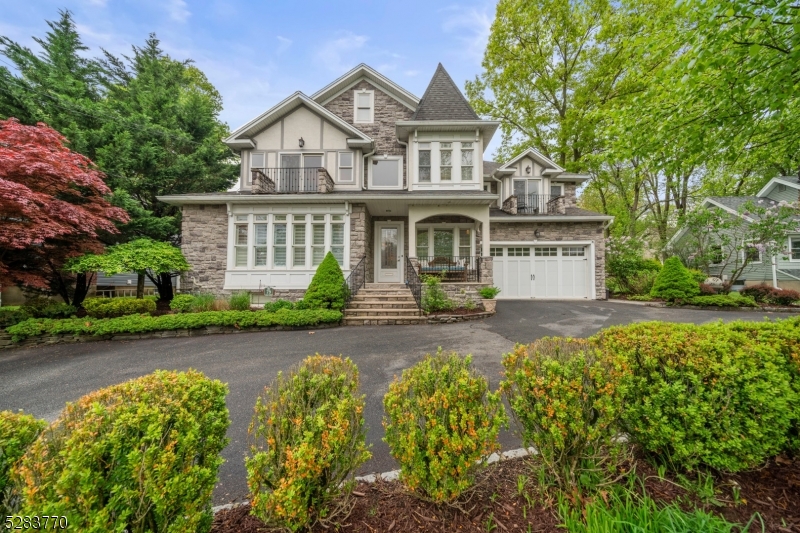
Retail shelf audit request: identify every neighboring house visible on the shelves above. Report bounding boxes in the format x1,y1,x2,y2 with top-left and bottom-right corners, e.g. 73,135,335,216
158,63,612,305
669,176,800,291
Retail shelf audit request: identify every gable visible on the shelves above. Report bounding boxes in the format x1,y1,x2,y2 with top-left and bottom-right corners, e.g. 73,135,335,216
311,63,419,111
497,148,565,174
250,105,350,150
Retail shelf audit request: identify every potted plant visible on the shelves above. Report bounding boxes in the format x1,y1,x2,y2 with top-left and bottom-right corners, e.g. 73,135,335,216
478,286,501,313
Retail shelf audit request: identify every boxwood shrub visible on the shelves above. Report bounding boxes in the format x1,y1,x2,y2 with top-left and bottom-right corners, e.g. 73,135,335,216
501,338,628,489
6,308,342,342
82,297,157,318
383,349,507,502
14,370,229,532
247,355,370,531
303,252,347,310
594,321,797,472
0,411,46,515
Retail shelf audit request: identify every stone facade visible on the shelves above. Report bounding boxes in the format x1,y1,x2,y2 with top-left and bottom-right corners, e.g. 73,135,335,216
323,80,414,186
491,221,607,299
181,204,228,296
350,204,374,282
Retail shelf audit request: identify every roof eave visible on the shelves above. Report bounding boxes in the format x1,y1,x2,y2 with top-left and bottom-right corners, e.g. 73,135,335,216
158,192,499,206
756,176,800,197
490,215,614,222
396,120,500,144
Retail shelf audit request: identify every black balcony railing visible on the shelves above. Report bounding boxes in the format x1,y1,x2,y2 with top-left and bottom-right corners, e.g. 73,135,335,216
413,256,481,283
251,167,322,193
405,256,422,310
344,256,366,307
517,193,563,214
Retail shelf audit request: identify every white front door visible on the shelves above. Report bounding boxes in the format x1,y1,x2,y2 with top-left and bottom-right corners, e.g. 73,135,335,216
375,222,404,283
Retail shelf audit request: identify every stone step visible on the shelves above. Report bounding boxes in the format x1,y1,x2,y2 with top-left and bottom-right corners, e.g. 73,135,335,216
343,316,428,326
356,289,412,296
347,302,419,310
345,309,422,317
364,283,408,289
351,295,416,302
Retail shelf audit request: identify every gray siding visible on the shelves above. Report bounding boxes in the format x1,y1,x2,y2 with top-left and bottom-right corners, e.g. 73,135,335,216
765,184,799,203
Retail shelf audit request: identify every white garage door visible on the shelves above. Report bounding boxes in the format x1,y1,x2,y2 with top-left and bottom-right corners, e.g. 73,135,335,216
492,245,590,299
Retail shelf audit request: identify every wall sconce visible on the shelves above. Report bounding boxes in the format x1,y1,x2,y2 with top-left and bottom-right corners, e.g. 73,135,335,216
525,165,532,174
534,229,541,238
298,137,305,148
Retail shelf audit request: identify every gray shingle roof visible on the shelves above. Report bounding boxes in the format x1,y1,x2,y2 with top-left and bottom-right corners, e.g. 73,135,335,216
707,196,800,220
483,161,499,176
410,63,479,121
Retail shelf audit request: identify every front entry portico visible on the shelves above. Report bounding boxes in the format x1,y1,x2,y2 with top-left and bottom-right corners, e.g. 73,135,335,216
374,221,405,283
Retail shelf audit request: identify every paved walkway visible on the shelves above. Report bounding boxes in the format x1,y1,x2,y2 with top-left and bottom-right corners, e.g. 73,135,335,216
0,301,783,505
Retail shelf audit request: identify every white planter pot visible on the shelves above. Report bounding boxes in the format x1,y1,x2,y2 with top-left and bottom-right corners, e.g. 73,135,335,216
482,299,497,313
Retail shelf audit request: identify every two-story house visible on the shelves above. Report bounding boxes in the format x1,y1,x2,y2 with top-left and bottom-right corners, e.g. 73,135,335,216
158,63,612,314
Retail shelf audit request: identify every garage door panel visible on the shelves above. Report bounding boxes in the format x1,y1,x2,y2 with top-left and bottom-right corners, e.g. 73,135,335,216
495,245,590,299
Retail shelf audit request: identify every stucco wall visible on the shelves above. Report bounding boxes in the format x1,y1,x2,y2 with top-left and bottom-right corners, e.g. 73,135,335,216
490,221,607,299
180,204,229,296
324,80,414,186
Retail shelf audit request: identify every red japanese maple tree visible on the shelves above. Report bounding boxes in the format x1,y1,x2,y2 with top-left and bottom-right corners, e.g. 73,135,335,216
0,118,129,302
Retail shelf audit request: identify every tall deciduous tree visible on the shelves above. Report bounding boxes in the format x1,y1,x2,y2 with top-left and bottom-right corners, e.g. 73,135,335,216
0,118,128,303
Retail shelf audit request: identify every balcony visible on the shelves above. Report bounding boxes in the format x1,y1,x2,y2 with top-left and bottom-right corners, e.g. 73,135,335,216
412,256,481,282
251,167,334,194
502,194,565,215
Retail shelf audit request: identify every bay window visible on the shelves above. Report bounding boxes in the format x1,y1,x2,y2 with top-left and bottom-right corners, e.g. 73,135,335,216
273,216,287,267
440,143,452,180
419,143,431,182
331,215,345,264
461,142,473,180
292,215,307,267
254,215,268,266
235,216,248,267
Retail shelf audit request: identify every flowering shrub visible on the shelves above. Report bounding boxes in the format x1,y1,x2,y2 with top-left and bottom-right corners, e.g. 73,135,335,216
82,296,156,318
595,321,797,472
14,370,230,531
247,355,370,531
501,338,629,489
383,349,507,502
0,411,46,515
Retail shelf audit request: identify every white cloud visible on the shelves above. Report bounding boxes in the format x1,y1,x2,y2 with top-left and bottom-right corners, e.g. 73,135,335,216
85,0,108,6
165,0,191,23
276,36,292,55
440,4,492,64
314,31,368,73
404,69,420,77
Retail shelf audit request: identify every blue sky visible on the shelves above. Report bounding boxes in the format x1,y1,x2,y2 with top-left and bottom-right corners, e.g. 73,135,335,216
0,0,501,157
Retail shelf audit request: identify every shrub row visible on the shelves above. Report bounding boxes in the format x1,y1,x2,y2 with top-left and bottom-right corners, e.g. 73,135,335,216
6,308,343,342
0,299,77,328
683,293,757,307
4,371,229,531
82,296,157,318
741,284,800,305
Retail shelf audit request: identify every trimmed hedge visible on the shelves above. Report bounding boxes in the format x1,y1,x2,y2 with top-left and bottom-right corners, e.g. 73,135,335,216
594,321,797,472
683,293,756,307
383,349,507,502
6,308,343,342
14,370,229,532
0,411,46,515
247,355,370,531
82,297,157,318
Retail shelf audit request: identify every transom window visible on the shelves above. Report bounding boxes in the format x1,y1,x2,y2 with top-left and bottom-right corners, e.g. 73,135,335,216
440,143,452,181
509,247,531,257
563,247,585,257
461,142,473,181
232,213,345,269
534,247,557,257
490,247,504,257
354,90,374,123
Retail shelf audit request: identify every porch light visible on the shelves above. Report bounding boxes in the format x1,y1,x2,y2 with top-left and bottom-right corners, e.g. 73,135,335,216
525,165,532,174
298,137,305,148
534,229,541,238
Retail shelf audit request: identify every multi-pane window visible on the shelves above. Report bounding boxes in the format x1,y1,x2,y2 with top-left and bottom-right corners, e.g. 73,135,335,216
312,215,326,266
249,152,265,185
254,215,268,266
338,152,353,182
235,215,248,267
792,237,800,260
331,215,345,264
419,143,431,182
490,247,504,257
563,247,585,257
293,215,306,267
273,216,287,267
440,143,452,180
510,247,531,257
458,228,471,257
743,243,761,263
416,229,429,257
534,247,556,257
355,91,372,123
550,184,563,196
461,142,473,180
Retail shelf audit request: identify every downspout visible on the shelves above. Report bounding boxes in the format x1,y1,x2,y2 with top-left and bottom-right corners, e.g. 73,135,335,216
397,138,409,190
490,172,502,208
361,144,376,190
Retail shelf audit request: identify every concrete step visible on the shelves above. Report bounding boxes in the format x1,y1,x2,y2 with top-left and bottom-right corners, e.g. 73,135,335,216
345,309,422,317
343,316,427,326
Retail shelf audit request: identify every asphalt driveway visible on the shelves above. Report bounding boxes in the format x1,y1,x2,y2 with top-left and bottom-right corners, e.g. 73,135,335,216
0,300,786,505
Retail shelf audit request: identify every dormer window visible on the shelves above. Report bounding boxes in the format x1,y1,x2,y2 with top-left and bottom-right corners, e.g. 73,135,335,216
354,90,374,123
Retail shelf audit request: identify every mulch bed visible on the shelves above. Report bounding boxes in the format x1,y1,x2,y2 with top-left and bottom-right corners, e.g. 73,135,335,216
212,454,800,533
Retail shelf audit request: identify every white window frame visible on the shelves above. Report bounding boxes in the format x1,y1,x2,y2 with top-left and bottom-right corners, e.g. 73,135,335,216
418,143,431,183
353,89,374,124
789,235,800,262
440,142,453,181
550,183,563,197
741,240,763,264
233,214,250,268
248,152,266,185
513,178,542,197
337,151,354,182
460,142,474,181
369,156,403,190
414,223,475,258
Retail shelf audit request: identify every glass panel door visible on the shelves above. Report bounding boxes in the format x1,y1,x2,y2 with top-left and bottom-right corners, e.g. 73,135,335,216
376,224,403,282
280,154,301,192
303,155,323,191
381,228,398,269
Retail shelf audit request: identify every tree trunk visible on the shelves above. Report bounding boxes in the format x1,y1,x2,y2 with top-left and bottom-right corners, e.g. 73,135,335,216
156,273,174,304
72,272,94,308
136,271,145,299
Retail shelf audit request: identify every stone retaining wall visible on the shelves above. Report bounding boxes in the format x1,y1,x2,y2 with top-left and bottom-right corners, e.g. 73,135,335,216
426,311,494,324
0,323,339,350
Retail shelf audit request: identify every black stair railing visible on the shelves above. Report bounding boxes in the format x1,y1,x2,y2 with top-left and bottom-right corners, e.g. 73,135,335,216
343,256,366,307
405,256,423,311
